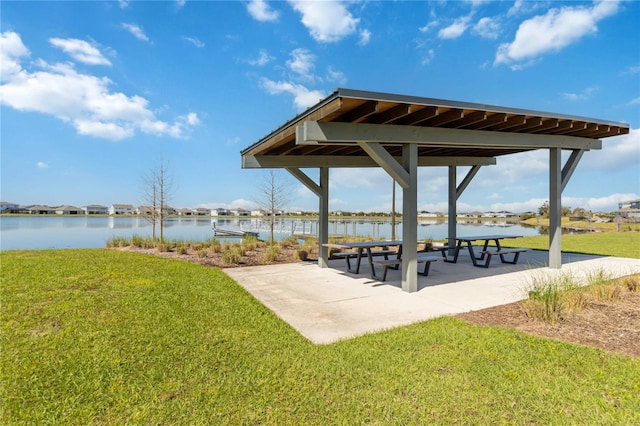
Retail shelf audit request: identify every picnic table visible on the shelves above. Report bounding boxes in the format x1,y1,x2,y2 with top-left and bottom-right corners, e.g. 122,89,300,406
448,235,528,268
322,240,403,279
323,240,448,280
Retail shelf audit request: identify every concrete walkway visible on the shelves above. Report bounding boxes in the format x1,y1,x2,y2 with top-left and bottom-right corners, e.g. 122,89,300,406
223,250,640,344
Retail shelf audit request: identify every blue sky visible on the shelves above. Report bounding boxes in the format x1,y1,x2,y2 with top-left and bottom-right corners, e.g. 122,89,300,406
1,0,638,214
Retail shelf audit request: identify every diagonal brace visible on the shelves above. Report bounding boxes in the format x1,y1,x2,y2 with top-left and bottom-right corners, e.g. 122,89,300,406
286,167,321,197
560,149,584,193
357,142,410,188
456,165,482,200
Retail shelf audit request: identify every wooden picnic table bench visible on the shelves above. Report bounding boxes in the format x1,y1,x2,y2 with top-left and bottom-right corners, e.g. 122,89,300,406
478,248,529,268
372,253,445,282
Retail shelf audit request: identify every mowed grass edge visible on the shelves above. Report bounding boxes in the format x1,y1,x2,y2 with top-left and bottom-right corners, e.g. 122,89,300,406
1,249,639,424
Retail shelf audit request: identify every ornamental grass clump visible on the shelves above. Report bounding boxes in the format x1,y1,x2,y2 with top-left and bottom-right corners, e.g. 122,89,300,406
522,271,574,324
263,244,280,263
623,274,639,292
222,246,243,264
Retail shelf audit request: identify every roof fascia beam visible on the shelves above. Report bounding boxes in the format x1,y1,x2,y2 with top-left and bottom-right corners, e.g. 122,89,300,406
286,167,321,197
357,142,410,188
242,155,496,169
560,149,584,193
300,121,602,150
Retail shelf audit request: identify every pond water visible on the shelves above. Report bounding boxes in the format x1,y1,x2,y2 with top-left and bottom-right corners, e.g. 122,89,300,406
0,216,549,250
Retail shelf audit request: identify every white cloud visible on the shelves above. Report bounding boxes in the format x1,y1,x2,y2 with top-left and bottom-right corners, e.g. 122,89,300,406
358,29,371,46
182,36,204,48
421,49,435,65
563,193,639,212
581,128,640,171
288,0,359,43
621,65,640,75
260,78,325,110
419,20,439,33
121,23,149,42
248,49,274,66
0,32,198,141
560,86,598,101
326,66,346,84
247,0,279,22
49,38,111,66
176,0,186,8
472,17,501,39
495,0,621,67
287,48,316,80
628,97,640,106
438,15,472,39
0,31,29,80
37,161,49,169
118,1,129,9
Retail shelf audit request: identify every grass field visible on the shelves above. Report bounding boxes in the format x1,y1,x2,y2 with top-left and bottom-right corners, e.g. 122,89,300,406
499,232,640,258
2,240,640,424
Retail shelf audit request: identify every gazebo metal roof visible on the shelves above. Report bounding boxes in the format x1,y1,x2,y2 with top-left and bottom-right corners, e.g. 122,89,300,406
241,88,630,293
241,88,629,164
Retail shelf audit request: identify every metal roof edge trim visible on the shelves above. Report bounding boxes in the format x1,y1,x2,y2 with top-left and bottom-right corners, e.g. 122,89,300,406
241,88,631,155
240,89,341,155
334,88,630,128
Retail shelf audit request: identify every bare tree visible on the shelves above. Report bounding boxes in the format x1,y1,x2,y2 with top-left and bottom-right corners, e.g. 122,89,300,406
255,170,292,244
142,159,173,242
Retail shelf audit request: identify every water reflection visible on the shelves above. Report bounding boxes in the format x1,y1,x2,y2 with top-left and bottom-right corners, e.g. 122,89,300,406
0,215,545,250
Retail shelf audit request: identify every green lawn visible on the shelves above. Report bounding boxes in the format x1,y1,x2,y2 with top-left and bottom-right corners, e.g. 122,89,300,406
2,248,639,424
499,232,640,258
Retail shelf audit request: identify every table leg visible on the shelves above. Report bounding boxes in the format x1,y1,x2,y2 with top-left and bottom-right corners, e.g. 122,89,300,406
466,240,480,266
354,248,365,274
449,240,463,263
367,248,377,279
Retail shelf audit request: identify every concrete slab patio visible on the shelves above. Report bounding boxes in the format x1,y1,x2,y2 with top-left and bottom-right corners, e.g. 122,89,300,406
223,250,640,344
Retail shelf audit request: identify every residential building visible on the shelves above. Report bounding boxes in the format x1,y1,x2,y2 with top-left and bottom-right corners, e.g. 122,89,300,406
109,204,134,215
230,208,250,216
0,201,19,213
82,204,109,215
211,208,230,216
618,199,640,219
176,208,194,216
55,205,83,215
28,205,55,214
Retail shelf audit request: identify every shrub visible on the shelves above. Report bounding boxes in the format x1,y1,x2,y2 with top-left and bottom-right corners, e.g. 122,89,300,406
196,249,208,259
177,245,188,255
157,243,169,253
209,239,222,254
263,245,279,263
622,275,639,292
295,249,308,261
222,247,242,264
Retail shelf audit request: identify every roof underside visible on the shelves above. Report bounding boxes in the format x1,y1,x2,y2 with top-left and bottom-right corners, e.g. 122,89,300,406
241,88,629,163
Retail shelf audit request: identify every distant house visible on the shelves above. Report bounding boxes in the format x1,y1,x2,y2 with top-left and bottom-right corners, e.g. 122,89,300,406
495,210,518,218
0,201,19,213
109,204,134,215
418,211,438,218
82,204,108,215
161,205,176,216
28,205,56,215
194,208,210,216
55,205,83,215
251,209,266,217
230,208,250,216
136,206,154,215
618,199,640,219
211,208,230,216
176,208,194,216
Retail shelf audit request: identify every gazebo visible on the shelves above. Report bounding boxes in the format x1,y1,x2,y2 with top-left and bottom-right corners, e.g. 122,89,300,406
241,88,629,293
